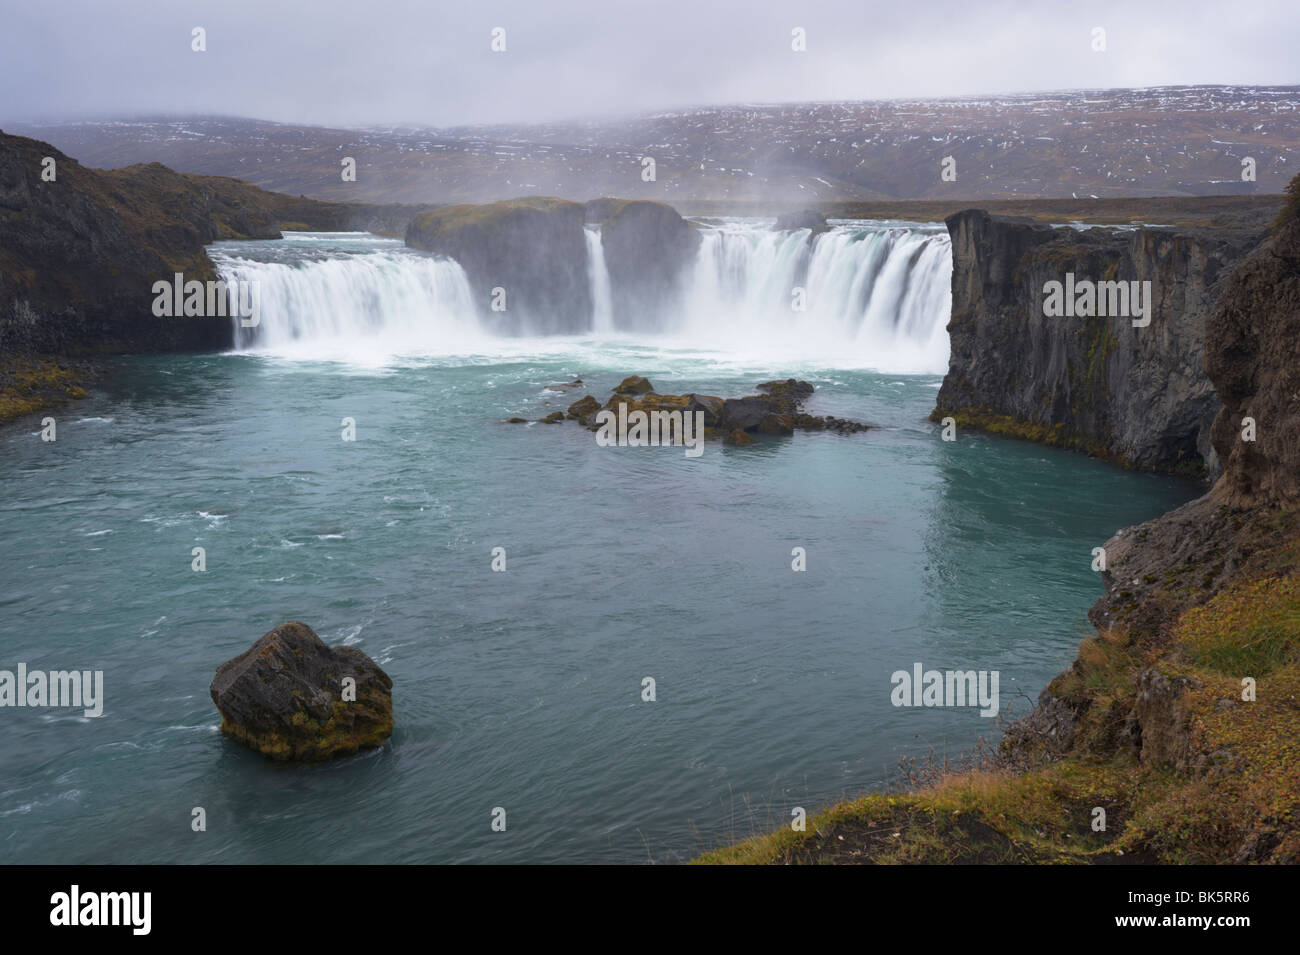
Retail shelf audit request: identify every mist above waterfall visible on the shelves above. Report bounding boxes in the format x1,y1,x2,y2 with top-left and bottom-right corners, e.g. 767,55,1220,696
214,220,952,373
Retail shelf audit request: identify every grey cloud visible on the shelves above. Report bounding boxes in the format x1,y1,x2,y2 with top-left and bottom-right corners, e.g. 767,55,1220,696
1,0,1296,127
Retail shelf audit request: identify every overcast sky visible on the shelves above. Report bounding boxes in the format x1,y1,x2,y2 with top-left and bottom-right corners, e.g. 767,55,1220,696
2,0,1296,128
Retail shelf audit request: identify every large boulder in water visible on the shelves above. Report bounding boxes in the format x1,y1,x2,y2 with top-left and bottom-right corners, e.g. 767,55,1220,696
587,199,699,329
210,621,394,761
405,197,591,334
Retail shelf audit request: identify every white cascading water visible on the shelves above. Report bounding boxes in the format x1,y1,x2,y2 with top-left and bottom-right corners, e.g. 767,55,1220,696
212,236,483,362
584,226,615,334
217,222,951,373
676,223,951,372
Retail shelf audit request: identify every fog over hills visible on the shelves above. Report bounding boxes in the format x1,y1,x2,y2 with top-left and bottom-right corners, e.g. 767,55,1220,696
11,85,1298,205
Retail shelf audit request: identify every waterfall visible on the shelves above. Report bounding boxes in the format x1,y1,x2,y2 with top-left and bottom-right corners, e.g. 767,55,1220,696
212,237,481,361
217,223,952,372
672,222,952,373
585,226,614,334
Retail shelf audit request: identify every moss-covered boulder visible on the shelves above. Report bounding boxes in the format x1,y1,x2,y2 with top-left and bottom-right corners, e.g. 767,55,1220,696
756,413,795,436
582,380,868,436
757,378,816,405
567,394,601,419
684,393,725,427
210,621,394,762
613,375,654,395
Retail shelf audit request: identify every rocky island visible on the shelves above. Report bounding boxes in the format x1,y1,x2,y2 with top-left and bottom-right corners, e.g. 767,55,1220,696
516,375,871,444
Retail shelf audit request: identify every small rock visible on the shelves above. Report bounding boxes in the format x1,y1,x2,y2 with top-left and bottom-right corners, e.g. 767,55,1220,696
684,393,725,427
505,417,527,423
613,375,654,395
567,395,601,419
539,411,565,424
725,429,755,446
773,210,830,236
545,378,584,392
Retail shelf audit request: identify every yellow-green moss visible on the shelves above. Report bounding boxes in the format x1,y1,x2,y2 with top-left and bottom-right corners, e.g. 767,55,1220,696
219,695,393,763
0,359,89,425
930,406,1115,462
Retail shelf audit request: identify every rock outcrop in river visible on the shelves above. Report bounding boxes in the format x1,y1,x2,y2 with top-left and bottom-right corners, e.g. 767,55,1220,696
405,197,592,334
933,209,1271,477
533,375,871,437
210,621,394,761
406,196,700,333
587,199,700,327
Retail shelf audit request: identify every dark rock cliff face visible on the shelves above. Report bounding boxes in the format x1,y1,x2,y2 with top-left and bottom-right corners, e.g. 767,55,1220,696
405,196,701,333
587,199,700,330
1,135,239,355
934,209,1268,476
1204,193,1300,508
1085,190,1300,635
405,197,592,334
1009,184,1300,798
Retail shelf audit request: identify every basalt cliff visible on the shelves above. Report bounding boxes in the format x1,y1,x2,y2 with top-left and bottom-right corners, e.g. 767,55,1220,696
933,207,1277,477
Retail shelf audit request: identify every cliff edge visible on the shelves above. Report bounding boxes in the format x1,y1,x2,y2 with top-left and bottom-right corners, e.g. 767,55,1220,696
933,209,1269,477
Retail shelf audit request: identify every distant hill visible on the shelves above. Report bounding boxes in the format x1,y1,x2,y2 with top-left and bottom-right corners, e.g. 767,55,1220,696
10,86,1299,205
